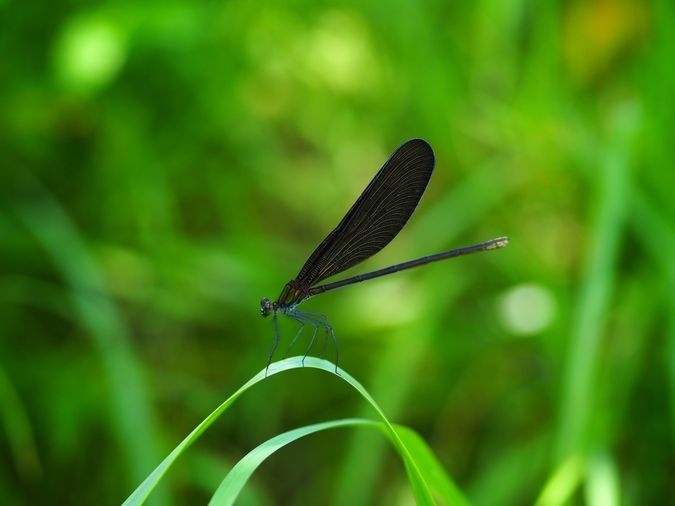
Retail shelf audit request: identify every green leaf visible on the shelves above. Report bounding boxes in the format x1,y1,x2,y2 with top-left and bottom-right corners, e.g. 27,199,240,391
124,357,465,505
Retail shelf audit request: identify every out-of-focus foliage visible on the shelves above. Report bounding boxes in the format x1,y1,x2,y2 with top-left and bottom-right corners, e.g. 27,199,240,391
1,1,673,504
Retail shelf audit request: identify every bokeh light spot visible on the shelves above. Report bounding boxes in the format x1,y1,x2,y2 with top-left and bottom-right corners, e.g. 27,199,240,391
498,283,557,336
54,15,126,94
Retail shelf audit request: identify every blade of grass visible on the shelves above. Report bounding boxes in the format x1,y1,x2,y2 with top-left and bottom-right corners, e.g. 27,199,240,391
553,107,634,460
125,357,465,505
209,418,380,506
395,425,471,506
535,454,585,506
209,418,470,506
584,450,619,506
122,362,271,506
8,184,165,503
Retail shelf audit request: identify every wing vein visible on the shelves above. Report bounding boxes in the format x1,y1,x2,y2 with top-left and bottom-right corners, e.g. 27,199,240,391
292,139,435,287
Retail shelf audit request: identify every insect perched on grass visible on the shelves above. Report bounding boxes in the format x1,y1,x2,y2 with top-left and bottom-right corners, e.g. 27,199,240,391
260,139,508,371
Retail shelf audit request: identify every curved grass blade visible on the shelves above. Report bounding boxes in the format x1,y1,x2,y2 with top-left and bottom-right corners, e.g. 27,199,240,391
209,417,470,506
122,363,270,506
209,418,380,506
395,425,471,506
124,357,463,505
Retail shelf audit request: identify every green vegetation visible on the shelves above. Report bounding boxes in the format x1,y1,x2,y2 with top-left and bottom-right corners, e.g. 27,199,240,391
1,1,673,504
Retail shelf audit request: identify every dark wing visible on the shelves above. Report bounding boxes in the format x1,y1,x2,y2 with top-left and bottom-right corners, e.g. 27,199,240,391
294,138,435,287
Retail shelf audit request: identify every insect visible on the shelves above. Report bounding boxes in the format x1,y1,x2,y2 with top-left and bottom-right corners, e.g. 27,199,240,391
260,139,508,370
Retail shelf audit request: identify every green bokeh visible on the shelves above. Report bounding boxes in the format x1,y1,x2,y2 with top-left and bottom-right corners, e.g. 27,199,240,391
1,1,673,504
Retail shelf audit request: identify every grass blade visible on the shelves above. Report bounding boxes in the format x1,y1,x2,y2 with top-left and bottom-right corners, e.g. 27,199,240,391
124,356,465,505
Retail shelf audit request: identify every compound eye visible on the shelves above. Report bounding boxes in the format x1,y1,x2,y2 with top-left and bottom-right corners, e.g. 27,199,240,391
260,298,273,317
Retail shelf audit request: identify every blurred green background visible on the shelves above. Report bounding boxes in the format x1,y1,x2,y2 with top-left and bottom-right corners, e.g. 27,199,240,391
2,1,674,504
